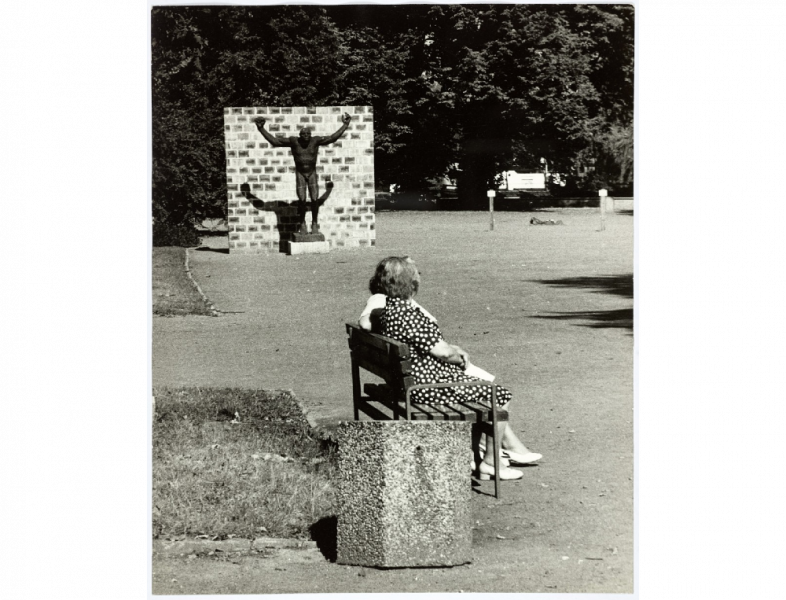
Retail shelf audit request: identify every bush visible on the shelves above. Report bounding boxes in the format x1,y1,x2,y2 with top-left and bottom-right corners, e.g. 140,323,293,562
153,221,202,247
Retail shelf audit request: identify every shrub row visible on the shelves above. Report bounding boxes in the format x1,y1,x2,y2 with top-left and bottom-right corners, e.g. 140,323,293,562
153,221,202,247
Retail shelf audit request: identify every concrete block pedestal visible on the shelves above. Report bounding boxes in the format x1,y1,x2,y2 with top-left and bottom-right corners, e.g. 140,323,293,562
336,421,472,568
287,241,330,255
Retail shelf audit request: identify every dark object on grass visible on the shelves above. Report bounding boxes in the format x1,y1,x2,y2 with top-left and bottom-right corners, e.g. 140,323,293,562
530,217,564,225
215,408,236,421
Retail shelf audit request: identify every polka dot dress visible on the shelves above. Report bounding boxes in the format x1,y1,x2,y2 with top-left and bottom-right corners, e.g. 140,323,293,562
381,297,511,407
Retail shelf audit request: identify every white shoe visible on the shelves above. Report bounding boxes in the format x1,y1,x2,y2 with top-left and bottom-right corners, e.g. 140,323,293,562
476,461,523,481
478,448,511,467
479,442,542,465
503,450,542,465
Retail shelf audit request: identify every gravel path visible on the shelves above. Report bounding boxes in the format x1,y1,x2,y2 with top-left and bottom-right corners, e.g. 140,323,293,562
152,209,634,593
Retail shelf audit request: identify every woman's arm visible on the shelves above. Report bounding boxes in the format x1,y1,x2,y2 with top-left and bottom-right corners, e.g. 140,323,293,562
359,308,384,331
359,294,386,331
429,340,469,369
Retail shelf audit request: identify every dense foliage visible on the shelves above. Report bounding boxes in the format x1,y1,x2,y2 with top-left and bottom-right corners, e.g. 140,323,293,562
152,4,634,223
152,220,202,247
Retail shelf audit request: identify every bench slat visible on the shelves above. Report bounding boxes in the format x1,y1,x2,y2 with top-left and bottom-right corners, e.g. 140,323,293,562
356,400,399,421
364,396,404,418
357,399,509,422
362,383,509,422
354,356,408,385
347,323,409,359
356,398,427,421
361,385,460,420
352,344,412,376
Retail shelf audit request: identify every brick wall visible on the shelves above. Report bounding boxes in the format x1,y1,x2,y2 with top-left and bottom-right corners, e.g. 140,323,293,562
223,106,375,253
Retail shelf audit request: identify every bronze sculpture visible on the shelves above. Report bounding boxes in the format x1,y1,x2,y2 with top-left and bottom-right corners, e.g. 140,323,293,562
254,112,351,235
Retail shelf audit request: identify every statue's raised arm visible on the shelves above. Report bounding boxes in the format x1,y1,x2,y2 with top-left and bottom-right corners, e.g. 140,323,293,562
317,112,351,146
254,117,290,147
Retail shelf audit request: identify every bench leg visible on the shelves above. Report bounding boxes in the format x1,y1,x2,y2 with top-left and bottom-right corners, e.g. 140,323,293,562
351,359,361,421
491,386,501,499
471,424,483,465
477,419,502,499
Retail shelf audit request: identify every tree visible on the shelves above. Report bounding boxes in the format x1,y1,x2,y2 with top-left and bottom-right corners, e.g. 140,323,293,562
151,7,231,231
407,4,617,205
594,122,634,193
329,4,459,190
150,4,635,227
151,6,349,235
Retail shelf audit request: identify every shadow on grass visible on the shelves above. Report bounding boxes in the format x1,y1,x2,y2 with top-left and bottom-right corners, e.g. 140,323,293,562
532,274,633,331
534,308,633,331
310,515,337,562
537,274,633,299
195,246,229,254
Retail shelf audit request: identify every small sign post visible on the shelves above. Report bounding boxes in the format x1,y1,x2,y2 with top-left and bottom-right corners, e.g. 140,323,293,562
487,189,496,230
598,188,608,231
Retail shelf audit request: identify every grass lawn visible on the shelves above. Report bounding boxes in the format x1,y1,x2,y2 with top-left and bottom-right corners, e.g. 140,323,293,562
153,247,215,316
152,387,336,540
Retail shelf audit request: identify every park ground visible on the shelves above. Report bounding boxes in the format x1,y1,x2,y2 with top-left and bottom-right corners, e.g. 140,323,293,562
152,208,634,594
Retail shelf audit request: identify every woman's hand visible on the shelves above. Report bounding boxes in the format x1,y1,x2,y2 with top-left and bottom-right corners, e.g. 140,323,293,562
453,346,470,370
430,340,469,368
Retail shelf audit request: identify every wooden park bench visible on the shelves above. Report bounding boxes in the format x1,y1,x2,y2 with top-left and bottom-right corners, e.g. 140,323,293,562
346,322,509,498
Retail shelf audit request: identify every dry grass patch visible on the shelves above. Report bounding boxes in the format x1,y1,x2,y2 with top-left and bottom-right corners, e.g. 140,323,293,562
153,247,214,316
153,388,336,540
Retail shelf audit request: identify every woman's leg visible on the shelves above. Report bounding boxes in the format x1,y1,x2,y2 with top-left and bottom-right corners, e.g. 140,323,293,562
481,420,507,466
480,401,510,467
501,424,536,454
480,401,537,465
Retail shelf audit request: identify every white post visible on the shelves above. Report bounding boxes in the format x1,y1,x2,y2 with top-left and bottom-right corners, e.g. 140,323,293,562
487,190,496,231
598,188,608,231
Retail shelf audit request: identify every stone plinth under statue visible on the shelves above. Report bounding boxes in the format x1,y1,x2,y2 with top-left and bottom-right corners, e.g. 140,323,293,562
288,234,329,255
223,106,375,254
288,230,328,255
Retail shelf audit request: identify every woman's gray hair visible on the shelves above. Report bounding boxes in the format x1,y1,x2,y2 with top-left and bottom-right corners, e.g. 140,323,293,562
368,256,420,299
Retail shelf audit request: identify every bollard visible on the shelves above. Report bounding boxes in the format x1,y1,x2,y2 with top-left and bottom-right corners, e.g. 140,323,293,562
336,421,473,567
599,188,608,231
487,189,496,231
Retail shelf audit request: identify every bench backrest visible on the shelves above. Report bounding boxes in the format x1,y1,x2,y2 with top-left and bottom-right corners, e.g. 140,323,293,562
346,323,415,395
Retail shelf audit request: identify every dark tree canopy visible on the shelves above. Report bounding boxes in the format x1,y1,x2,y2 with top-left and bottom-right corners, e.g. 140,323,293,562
151,4,634,226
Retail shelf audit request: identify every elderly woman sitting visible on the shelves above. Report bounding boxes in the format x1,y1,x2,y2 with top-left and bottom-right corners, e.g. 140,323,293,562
358,256,541,480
